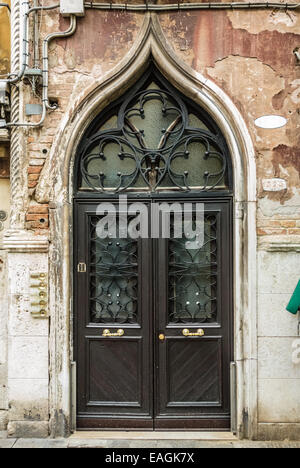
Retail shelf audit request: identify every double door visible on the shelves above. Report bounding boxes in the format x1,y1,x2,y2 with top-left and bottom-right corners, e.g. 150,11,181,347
74,198,232,430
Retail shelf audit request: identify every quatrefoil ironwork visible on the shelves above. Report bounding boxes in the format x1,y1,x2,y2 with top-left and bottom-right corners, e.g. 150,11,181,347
78,67,231,194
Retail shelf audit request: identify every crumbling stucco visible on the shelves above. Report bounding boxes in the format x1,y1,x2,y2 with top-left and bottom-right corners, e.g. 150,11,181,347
227,9,300,35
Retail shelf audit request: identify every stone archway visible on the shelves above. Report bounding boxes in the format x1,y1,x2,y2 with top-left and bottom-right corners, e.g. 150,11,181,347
34,13,257,438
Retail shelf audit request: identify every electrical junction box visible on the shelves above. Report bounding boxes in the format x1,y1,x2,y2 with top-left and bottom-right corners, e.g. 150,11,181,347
60,0,85,16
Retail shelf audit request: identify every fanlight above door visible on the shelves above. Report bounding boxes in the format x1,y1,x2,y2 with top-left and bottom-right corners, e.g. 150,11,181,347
76,65,232,194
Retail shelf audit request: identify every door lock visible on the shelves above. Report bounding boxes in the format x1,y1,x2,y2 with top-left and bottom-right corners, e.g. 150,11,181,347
159,333,165,341
77,262,87,273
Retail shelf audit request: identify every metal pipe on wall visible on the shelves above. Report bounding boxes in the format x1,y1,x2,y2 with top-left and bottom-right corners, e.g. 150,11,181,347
42,14,77,112
3,0,300,128
5,0,30,84
0,1,76,128
4,14,77,128
1,2,60,85
84,1,300,11
0,3,10,12
33,0,39,69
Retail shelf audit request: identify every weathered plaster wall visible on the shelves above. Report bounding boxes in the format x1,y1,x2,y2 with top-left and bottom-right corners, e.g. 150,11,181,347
6,252,49,439
2,1,300,439
159,8,300,439
24,6,300,232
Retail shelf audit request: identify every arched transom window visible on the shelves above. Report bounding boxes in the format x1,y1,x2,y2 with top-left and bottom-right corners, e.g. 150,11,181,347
76,65,232,194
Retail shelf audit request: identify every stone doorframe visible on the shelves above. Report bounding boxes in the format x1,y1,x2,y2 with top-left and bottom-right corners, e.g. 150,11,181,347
24,13,257,438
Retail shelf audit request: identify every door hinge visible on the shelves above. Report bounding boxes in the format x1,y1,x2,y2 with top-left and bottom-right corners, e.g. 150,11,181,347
77,262,87,273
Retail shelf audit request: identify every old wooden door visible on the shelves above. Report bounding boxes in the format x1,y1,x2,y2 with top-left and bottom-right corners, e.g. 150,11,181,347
74,64,233,430
74,197,232,430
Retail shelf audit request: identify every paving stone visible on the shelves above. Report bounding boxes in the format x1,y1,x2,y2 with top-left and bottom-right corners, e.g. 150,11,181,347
1,437,300,448
13,438,68,449
0,439,16,448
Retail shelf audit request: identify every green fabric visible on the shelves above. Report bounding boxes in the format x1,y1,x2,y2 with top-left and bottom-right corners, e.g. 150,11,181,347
286,280,300,314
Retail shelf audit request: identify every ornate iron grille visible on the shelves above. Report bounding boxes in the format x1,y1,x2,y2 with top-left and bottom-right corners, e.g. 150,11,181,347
168,214,218,324
89,216,139,324
77,67,231,194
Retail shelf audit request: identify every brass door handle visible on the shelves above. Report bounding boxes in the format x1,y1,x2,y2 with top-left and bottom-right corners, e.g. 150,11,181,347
182,328,205,337
102,329,125,337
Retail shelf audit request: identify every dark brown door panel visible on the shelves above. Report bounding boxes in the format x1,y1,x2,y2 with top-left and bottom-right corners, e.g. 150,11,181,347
74,198,232,430
86,337,144,409
164,337,223,408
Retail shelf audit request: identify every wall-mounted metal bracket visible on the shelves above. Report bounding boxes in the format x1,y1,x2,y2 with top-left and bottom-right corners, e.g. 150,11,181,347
24,68,43,78
30,272,49,319
26,104,43,116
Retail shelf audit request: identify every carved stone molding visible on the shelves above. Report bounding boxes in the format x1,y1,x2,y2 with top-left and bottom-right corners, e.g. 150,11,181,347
258,235,300,252
2,230,49,253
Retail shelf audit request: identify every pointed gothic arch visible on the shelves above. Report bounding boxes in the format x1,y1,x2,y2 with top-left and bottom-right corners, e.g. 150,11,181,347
40,14,257,438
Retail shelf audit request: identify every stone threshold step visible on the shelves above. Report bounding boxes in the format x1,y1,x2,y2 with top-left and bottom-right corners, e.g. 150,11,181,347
70,431,237,441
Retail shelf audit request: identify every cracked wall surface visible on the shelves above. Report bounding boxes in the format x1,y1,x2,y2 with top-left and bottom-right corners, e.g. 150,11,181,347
160,9,300,226
1,1,300,440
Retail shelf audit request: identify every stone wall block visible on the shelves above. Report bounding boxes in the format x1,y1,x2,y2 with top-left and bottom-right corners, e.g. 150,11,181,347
7,421,49,439
258,293,298,337
6,250,49,435
258,379,300,423
8,379,48,421
257,423,300,441
258,337,300,379
8,336,48,380
7,253,48,295
0,250,8,413
258,251,300,294
8,295,48,337
0,410,8,431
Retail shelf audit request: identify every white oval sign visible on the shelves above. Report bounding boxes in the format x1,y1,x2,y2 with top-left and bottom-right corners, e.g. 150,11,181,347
262,178,287,192
255,115,287,129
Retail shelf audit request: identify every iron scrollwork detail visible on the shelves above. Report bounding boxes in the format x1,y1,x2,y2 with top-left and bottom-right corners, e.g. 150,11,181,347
79,76,229,193
89,217,139,324
168,214,218,324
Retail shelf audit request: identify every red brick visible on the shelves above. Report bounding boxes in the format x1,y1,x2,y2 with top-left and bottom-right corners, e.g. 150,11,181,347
25,220,49,230
27,205,49,214
28,166,43,174
26,213,49,222
28,174,40,181
288,229,300,235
